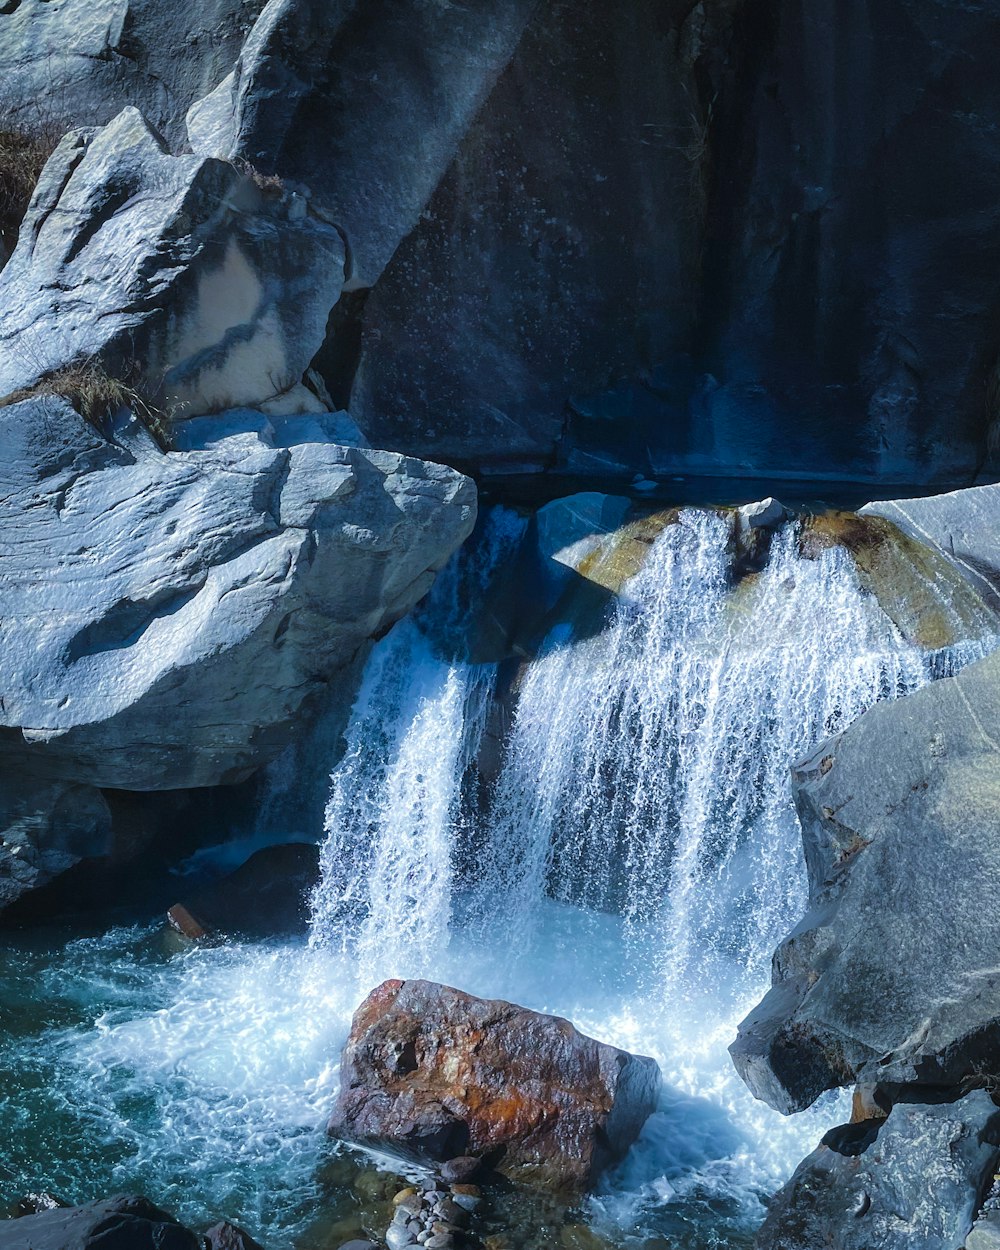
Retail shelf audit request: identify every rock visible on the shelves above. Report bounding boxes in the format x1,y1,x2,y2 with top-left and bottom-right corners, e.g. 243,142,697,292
204,1222,266,1250
185,0,538,288
969,1210,1000,1250
0,106,345,415
328,978,662,1192
0,398,474,908
349,4,716,472
730,646,1000,1114
385,1225,416,1250
754,1092,1000,1250
798,510,1000,650
850,1084,888,1126
439,1157,483,1185
166,903,209,942
171,842,319,939
861,483,1000,612
392,1188,418,1207
0,1195,201,1250
0,779,112,914
0,0,261,148
738,498,788,531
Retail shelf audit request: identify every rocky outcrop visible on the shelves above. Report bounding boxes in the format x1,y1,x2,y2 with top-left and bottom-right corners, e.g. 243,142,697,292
0,397,474,907
0,1195,202,1250
3,2,1000,484
756,1092,1000,1250
0,107,344,415
0,0,262,147
329,979,662,1192
862,483,1000,613
186,0,539,289
730,645,1000,1114
0,397,474,789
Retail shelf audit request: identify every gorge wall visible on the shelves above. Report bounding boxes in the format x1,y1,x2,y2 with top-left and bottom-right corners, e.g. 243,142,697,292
2,0,1000,485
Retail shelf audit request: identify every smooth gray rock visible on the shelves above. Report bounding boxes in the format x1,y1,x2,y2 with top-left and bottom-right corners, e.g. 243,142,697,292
755,1093,1000,1250
0,1195,201,1250
969,1208,1000,1250
0,396,475,793
0,106,344,414
731,646,1000,1114
186,0,538,287
862,484,1000,611
738,498,789,531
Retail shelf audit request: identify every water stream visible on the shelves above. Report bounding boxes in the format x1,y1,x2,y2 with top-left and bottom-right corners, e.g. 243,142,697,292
1,503,994,1248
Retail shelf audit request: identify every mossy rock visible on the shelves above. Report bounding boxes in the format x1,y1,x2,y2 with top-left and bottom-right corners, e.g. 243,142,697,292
801,511,997,649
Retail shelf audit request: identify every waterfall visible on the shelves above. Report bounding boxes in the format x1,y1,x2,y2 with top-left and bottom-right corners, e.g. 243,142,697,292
308,508,525,986
472,509,953,1003
308,501,994,1214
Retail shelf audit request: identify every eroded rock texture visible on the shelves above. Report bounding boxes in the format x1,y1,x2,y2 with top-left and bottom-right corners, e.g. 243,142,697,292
0,398,474,906
329,979,662,1191
0,107,344,414
756,1093,1000,1250
730,644,1000,1114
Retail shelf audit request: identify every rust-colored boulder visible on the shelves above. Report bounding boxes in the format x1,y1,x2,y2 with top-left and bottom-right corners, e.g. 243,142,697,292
328,979,662,1192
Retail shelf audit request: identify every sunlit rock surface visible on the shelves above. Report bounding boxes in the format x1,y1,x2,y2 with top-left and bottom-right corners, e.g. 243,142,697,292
0,107,344,414
731,645,1000,1113
756,1092,1000,1250
329,978,662,1192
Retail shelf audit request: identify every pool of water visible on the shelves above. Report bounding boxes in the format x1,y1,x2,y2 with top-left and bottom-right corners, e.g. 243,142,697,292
0,901,845,1249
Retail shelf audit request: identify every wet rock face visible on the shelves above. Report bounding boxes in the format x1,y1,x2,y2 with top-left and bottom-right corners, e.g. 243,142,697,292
329,979,662,1192
755,1093,1000,1250
730,645,1000,1115
0,1195,202,1250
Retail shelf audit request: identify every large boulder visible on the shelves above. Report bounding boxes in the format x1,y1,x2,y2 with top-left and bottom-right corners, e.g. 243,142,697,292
862,483,1000,612
0,106,344,414
0,0,261,147
329,979,662,1192
0,1195,201,1250
0,397,474,792
730,645,1000,1114
755,1092,1000,1250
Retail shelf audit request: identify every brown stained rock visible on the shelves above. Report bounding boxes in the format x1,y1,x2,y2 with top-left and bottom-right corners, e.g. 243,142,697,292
328,979,662,1192
166,903,209,941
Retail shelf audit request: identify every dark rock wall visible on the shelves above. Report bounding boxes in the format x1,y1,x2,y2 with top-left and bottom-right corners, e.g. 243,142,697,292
351,2,714,471
348,0,1000,484
3,0,1000,487
702,0,1000,487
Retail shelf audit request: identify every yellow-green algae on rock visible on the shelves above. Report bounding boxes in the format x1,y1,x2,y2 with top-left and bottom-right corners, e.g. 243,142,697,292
800,511,998,650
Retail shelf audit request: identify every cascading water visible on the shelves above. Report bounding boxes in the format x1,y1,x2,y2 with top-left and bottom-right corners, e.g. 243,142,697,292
3,501,995,1250
309,503,995,1236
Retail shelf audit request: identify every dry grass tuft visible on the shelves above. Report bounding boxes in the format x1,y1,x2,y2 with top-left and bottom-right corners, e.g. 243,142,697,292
1,360,170,446
0,125,60,254
233,156,285,196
